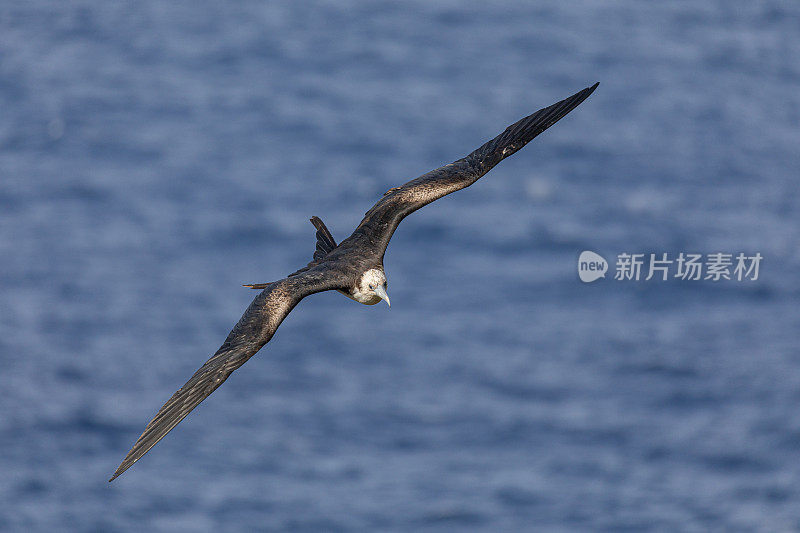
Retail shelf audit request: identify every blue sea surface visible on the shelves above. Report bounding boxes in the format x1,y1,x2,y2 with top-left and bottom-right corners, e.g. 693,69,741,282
2,2,800,531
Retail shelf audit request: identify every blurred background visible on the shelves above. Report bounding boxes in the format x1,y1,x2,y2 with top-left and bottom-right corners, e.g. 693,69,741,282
2,1,799,531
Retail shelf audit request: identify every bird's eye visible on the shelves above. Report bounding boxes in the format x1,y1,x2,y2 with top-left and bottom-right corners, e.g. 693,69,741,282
369,284,375,290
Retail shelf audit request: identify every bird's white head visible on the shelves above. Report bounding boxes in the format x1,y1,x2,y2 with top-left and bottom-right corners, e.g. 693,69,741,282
353,268,390,307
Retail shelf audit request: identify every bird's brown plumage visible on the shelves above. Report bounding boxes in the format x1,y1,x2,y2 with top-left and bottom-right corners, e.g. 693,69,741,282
109,269,345,481
110,83,598,481
348,82,599,258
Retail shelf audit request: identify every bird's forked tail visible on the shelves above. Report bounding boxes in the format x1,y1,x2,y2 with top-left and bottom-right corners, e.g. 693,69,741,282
244,216,338,289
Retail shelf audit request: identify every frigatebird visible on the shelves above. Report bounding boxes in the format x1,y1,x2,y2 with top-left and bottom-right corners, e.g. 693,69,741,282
110,83,598,481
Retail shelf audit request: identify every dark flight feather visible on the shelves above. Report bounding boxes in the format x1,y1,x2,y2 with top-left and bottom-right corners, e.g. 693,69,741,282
352,83,599,257
110,269,345,481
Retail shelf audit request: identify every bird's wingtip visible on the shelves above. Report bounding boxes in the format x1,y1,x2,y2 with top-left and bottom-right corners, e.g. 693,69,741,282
109,460,130,482
573,82,599,102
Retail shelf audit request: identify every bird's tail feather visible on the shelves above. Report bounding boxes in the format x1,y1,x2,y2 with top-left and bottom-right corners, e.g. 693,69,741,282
243,282,273,289
245,216,339,288
310,216,337,261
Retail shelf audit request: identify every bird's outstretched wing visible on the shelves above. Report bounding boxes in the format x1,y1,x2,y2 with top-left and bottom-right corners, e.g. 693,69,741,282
110,268,343,481
356,83,598,256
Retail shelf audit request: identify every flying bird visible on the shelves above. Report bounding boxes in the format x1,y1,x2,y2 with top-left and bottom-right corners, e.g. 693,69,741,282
110,82,598,481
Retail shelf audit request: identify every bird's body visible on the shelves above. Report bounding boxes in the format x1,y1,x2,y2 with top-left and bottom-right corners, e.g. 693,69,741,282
110,83,598,481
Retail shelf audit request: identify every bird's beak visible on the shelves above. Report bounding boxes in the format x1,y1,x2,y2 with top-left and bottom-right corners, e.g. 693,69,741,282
373,285,391,307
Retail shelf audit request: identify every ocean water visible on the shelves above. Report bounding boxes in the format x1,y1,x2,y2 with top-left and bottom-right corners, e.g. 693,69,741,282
2,1,800,531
